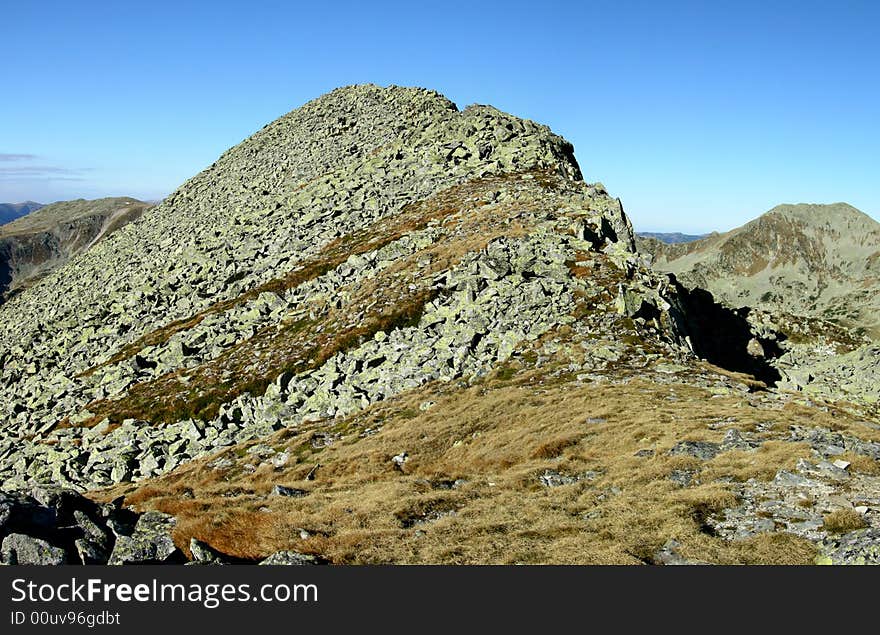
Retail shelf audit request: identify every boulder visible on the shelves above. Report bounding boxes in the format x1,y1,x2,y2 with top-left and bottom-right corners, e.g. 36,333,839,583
1,533,67,565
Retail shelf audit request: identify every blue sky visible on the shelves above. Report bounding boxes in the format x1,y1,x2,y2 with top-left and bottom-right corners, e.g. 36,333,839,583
1,0,877,232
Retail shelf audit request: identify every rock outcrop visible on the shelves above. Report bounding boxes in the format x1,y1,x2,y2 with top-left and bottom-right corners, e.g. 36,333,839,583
0,486,316,565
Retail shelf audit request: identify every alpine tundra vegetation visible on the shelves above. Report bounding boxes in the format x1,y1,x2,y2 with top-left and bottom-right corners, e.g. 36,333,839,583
1,85,878,565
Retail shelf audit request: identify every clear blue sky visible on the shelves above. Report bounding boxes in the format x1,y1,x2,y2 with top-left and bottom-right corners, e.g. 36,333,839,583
2,0,877,232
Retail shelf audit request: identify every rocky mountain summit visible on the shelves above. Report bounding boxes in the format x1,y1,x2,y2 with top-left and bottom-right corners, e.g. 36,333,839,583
0,197,151,302
1,85,878,565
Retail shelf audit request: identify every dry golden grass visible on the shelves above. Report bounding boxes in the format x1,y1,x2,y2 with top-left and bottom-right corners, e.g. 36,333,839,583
92,369,864,565
836,452,880,476
823,509,867,534
704,441,811,482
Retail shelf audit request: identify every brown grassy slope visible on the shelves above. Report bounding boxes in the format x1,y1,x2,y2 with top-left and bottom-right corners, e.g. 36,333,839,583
94,346,880,565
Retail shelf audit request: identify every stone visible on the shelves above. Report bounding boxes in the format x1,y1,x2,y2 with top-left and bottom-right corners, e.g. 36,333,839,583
539,470,597,487
271,485,308,498
773,470,819,488
391,452,408,467
258,550,322,565
818,528,880,565
0,490,55,534
796,458,850,482
75,538,107,565
720,429,751,451
108,512,183,565
668,440,720,460
1,533,67,565
189,538,230,564
654,539,706,566
669,469,697,487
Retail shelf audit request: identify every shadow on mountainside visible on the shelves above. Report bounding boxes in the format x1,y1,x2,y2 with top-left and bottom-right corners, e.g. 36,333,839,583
0,246,12,302
674,283,783,387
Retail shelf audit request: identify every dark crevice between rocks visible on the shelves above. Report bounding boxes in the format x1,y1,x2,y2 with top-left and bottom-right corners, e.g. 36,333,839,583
0,245,12,303
671,282,782,387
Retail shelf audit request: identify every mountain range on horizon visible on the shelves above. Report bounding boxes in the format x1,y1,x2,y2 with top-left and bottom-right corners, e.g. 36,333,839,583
0,85,878,567
0,200,44,225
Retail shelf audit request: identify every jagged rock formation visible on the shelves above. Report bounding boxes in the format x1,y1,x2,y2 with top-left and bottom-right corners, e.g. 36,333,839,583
0,201,43,225
0,197,151,302
0,85,877,564
641,203,880,338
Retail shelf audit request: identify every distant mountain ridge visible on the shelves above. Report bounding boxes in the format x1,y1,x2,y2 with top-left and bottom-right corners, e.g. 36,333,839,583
0,197,151,302
636,231,708,244
0,201,43,225
642,202,880,337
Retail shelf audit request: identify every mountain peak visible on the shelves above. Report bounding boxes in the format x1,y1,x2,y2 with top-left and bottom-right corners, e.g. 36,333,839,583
2,86,878,566
645,201,880,336
764,201,869,222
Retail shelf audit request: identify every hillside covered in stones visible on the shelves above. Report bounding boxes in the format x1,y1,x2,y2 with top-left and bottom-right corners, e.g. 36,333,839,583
0,197,151,302
1,85,879,565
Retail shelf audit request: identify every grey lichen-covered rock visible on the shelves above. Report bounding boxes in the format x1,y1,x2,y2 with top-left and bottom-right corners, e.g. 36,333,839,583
271,485,308,498
668,440,720,460
710,457,880,547
653,539,707,566
817,529,880,565
188,538,232,565
107,512,183,565
538,470,598,487
0,490,56,534
258,550,323,565
1,533,68,565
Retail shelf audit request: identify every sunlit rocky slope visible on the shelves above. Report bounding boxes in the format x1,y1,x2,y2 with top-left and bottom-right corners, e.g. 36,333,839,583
639,204,880,407
1,86,878,565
